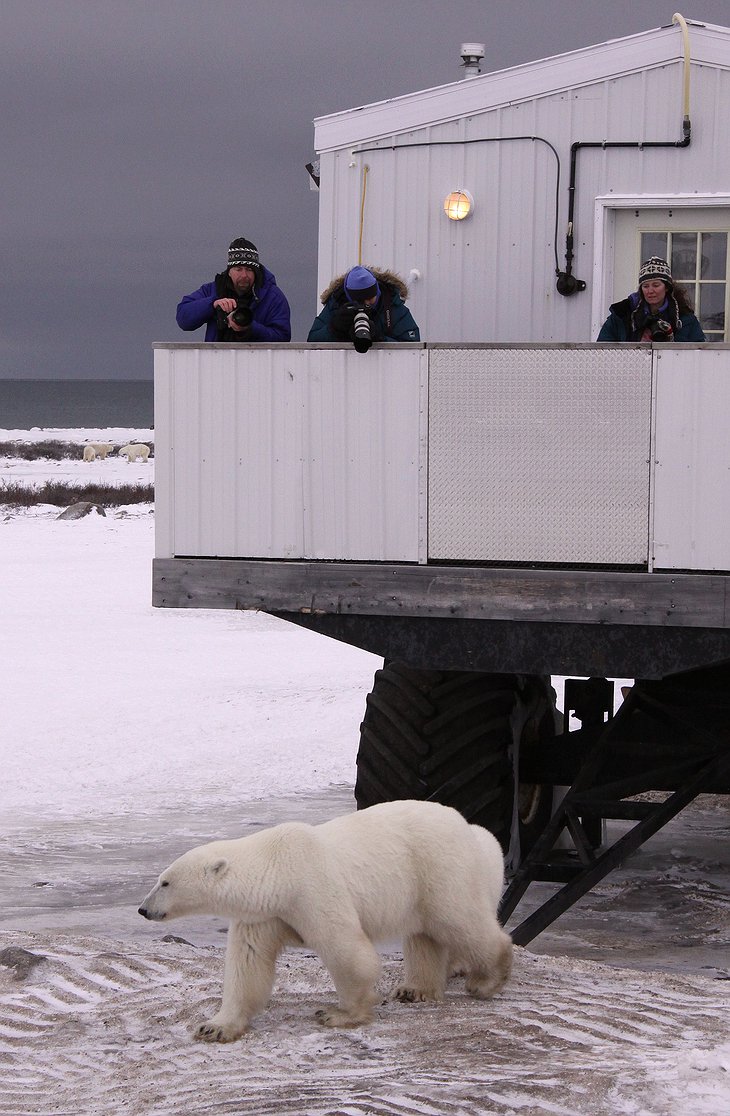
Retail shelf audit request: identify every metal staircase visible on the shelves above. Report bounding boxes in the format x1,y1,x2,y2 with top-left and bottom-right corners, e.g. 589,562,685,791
500,665,730,944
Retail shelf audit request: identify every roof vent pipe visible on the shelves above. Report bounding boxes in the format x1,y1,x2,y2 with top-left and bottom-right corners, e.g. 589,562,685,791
460,43,485,79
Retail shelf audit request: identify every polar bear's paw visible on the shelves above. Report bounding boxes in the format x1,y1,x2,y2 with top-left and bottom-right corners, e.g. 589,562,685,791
390,984,443,1003
314,1005,373,1028
194,1018,248,1043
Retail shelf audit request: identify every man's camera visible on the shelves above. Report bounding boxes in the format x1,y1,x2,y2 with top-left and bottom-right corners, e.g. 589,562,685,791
329,301,376,351
217,301,252,336
647,316,674,342
229,303,253,330
352,308,372,353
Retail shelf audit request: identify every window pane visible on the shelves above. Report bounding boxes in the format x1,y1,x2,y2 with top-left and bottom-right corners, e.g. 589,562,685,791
700,232,727,280
670,233,697,281
641,232,667,262
698,284,726,332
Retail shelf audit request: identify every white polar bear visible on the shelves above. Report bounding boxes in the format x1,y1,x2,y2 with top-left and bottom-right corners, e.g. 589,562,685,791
138,800,512,1043
82,445,96,462
89,442,113,459
119,443,150,463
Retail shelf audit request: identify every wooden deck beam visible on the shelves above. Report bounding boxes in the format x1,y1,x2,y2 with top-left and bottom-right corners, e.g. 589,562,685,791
153,558,730,630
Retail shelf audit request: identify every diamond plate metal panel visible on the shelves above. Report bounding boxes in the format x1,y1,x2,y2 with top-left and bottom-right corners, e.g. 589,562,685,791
428,347,652,564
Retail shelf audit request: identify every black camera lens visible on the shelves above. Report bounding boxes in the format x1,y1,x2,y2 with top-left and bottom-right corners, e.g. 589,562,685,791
230,304,253,329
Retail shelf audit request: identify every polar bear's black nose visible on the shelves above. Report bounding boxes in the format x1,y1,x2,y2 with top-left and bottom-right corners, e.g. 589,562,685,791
138,906,150,919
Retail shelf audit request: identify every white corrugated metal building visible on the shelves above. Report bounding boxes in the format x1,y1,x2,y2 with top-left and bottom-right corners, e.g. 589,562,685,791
312,17,730,344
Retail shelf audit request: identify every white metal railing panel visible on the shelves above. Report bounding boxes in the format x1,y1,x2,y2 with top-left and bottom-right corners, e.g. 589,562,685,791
652,346,730,570
153,348,174,560
428,347,653,564
154,345,424,561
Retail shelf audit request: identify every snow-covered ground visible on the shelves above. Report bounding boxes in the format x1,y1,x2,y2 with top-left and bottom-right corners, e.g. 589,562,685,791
1,431,728,1116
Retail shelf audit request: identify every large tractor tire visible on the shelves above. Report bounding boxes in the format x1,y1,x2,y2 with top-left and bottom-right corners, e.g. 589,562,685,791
355,663,558,865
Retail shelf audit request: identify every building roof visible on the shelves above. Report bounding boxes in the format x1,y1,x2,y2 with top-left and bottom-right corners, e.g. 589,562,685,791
314,20,730,152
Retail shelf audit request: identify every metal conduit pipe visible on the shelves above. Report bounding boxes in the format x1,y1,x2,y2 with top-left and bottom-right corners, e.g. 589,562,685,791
556,12,693,295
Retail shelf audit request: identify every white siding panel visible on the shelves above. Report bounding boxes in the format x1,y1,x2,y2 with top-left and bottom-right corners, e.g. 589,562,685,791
652,346,730,570
153,348,174,559
156,345,424,562
428,346,653,563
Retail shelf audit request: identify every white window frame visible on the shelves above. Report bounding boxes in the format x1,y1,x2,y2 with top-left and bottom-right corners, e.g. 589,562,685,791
591,193,730,340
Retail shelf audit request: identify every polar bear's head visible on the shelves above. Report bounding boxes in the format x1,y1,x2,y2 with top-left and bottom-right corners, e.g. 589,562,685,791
138,845,231,922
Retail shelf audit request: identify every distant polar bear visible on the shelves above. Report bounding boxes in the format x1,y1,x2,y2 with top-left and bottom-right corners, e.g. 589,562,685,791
89,442,113,459
82,445,96,462
119,443,150,463
138,800,512,1043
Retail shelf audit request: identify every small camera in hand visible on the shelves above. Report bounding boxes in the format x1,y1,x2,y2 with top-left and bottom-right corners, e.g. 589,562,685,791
352,308,372,353
648,317,674,342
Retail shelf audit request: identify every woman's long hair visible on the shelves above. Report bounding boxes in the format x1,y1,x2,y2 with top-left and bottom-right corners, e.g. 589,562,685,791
672,284,695,315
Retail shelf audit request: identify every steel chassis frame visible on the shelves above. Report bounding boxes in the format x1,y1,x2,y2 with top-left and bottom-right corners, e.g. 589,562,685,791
501,666,730,942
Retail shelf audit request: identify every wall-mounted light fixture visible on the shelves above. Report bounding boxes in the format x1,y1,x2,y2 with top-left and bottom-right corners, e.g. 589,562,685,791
443,189,474,220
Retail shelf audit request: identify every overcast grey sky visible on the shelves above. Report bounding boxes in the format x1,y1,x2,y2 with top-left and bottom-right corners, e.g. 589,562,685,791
3,0,729,379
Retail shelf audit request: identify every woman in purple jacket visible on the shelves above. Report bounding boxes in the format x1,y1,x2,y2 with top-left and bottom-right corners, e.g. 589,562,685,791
176,238,291,342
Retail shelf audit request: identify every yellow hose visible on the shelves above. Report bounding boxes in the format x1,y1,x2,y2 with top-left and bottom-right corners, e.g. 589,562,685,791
358,164,369,265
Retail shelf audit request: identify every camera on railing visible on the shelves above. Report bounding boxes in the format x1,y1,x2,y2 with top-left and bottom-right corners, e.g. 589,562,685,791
352,308,373,353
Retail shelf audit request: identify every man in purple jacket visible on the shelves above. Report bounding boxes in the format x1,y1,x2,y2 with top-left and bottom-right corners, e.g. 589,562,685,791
176,237,291,342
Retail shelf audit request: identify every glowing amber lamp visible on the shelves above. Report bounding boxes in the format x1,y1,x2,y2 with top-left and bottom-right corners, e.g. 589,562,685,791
443,189,474,220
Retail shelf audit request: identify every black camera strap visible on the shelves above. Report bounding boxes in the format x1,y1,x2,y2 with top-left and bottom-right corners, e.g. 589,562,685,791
381,287,393,333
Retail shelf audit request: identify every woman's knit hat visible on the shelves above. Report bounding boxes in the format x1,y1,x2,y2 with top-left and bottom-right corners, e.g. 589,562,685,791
228,238,261,272
638,256,673,289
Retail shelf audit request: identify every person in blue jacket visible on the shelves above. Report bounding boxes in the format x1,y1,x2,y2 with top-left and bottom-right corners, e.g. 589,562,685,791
597,256,705,342
176,238,291,342
307,265,420,348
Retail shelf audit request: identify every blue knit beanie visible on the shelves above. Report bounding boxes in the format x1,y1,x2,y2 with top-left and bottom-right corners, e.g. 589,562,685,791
344,266,380,303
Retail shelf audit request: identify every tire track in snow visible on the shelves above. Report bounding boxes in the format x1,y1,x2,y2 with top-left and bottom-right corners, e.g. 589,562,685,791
1,932,728,1116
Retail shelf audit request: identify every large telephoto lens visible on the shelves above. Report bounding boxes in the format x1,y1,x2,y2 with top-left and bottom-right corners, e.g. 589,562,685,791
352,308,372,353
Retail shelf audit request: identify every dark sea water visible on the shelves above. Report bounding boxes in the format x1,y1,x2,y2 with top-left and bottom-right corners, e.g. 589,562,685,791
0,379,154,430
